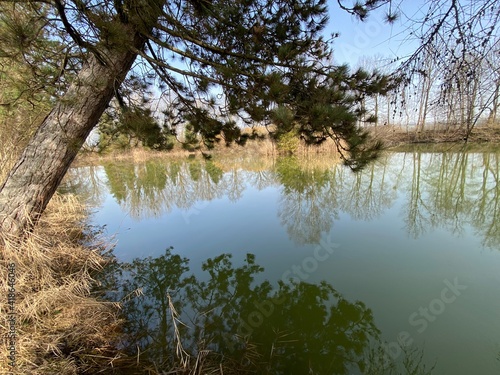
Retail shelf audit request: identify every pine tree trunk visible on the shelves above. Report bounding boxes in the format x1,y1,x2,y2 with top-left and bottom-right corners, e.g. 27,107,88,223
0,34,144,240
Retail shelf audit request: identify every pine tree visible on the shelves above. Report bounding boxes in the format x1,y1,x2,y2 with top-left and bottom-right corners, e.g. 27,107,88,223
0,0,392,238
0,3,68,174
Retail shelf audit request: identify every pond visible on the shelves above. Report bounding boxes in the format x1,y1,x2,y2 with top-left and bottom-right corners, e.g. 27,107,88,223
64,148,500,374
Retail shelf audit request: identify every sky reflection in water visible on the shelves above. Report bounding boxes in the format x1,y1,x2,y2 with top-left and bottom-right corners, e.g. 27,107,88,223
65,150,500,374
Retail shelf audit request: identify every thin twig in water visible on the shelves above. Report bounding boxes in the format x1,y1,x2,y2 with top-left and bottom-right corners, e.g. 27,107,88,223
167,292,190,368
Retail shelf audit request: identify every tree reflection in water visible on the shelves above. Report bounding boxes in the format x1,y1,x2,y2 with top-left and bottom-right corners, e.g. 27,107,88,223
66,150,500,373
101,248,434,374
275,155,396,244
63,150,500,249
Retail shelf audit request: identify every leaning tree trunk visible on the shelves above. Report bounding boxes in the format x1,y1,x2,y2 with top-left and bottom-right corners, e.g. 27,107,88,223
0,33,144,240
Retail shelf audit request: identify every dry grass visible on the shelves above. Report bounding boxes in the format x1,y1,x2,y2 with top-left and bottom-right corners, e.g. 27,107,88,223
368,124,500,148
75,131,344,168
74,148,181,167
0,194,126,375
214,132,343,158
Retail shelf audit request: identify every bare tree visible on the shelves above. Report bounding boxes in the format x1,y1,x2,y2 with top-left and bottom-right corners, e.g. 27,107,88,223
395,0,500,137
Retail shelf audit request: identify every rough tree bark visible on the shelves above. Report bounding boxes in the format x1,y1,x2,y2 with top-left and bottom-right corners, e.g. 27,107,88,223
0,31,145,240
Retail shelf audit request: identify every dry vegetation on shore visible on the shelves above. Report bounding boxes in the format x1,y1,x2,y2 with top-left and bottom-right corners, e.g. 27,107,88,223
0,194,131,374
75,131,342,166
368,124,500,148
76,124,500,168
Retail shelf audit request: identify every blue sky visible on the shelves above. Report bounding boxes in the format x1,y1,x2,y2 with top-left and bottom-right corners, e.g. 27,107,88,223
326,1,428,67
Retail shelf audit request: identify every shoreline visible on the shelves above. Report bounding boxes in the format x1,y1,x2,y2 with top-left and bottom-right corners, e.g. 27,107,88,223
4,131,499,373
0,194,133,374
74,125,500,167
368,125,500,149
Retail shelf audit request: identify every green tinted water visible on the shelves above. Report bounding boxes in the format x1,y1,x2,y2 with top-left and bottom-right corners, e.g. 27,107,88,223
65,150,500,374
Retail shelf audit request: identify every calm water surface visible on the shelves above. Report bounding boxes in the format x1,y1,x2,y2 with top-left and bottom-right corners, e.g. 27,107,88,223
65,149,500,374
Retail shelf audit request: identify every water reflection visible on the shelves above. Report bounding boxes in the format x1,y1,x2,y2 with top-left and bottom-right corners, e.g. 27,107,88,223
276,156,397,244
103,249,433,374
65,150,500,248
399,152,500,247
101,160,248,219
275,157,336,244
67,150,500,373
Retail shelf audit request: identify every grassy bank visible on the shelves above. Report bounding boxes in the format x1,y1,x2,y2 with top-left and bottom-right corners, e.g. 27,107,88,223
0,194,128,374
369,124,500,148
76,125,500,168
75,136,342,167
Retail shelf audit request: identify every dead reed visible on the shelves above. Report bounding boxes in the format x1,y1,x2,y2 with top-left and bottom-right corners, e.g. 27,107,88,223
0,194,124,374
0,192,250,375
